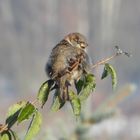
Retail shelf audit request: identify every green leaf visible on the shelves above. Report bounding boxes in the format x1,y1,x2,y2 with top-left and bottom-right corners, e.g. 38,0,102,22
102,63,117,90
101,67,109,79
1,131,12,140
25,111,42,140
51,90,65,112
79,74,96,101
37,80,54,108
75,78,85,94
18,102,36,124
69,91,81,116
9,130,19,140
6,101,27,128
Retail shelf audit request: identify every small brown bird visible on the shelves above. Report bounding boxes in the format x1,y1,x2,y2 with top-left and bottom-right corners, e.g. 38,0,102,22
46,33,90,100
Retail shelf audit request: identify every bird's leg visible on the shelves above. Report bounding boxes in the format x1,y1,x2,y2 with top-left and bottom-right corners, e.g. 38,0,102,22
65,80,71,101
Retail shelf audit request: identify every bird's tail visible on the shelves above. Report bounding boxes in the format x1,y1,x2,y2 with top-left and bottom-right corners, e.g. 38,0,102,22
59,77,70,101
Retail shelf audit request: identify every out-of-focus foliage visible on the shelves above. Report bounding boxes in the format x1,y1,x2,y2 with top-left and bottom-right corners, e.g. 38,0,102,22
71,84,136,140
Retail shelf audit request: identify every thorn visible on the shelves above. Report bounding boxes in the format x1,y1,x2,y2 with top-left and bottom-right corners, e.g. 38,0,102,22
124,52,132,57
114,46,132,57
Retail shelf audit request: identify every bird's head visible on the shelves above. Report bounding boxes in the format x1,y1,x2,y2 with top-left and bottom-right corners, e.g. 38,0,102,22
64,32,88,51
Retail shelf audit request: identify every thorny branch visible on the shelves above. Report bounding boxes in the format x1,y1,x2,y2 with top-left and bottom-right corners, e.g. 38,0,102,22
92,46,131,69
0,124,8,133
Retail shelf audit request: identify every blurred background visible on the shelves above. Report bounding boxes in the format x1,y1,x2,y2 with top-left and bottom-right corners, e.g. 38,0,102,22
0,0,139,139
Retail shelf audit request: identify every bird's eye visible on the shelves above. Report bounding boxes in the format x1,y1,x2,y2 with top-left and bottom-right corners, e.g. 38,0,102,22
81,45,85,49
73,38,79,42
80,42,86,49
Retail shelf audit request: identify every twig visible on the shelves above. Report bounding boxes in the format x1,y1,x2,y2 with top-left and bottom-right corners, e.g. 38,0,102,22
0,124,8,133
91,46,131,69
31,99,42,108
92,54,117,68
31,99,38,105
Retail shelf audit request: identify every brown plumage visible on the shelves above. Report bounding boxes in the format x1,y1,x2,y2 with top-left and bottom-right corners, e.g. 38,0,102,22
46,33,90,100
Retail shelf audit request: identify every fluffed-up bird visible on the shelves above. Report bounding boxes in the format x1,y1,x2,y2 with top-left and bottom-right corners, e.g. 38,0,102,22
46,32,91,101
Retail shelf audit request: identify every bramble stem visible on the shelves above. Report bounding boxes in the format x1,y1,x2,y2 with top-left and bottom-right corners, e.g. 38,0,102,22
91,46,131,69
92,54,117,69
0,124,8,133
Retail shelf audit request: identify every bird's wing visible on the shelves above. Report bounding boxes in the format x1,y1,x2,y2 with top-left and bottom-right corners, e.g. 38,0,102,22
66,50,86,72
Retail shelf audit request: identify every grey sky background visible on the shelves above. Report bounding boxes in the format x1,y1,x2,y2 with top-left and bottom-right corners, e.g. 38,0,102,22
0,0,139,139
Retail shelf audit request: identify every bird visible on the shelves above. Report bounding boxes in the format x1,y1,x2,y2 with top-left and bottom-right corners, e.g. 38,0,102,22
46,32,91,101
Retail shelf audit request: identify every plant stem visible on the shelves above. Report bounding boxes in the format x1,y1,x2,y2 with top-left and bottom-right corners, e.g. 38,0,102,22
92,54,117,69
0,124,8,133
